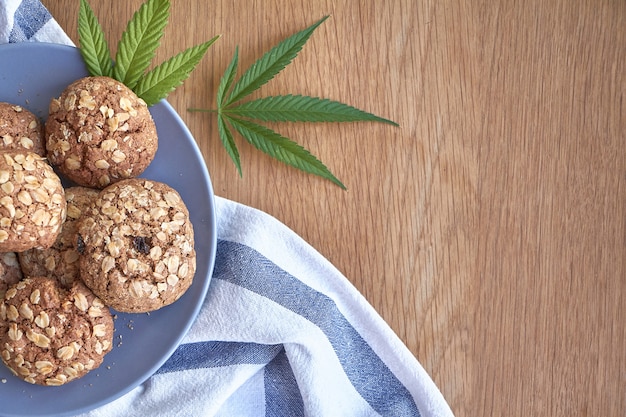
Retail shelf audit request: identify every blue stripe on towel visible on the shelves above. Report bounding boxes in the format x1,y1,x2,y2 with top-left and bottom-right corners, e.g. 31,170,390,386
156,341,284,374
9,0,51,42
264,347,305,417
214,239,421,417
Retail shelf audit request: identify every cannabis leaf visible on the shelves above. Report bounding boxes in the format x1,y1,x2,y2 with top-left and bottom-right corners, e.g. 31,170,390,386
226,116,344,187
224,16,328,107
78,0,217,106
78,0,112,77
228,95,397,123
134,36,219,106
190,16,397,189
113,0,170,90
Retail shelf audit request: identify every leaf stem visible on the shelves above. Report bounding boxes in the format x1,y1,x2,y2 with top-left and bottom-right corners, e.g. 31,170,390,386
188,108,218,113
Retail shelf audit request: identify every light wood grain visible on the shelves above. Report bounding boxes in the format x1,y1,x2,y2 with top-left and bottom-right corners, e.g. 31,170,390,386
40,0,626,415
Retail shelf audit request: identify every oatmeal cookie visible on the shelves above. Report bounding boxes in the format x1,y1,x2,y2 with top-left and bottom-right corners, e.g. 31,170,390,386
19,187,99,288
0,102,45,156
0,252,22,300
0,277,114,386
0,252,22,336
77,179,196,313
45,76,158,188
0,151,66,252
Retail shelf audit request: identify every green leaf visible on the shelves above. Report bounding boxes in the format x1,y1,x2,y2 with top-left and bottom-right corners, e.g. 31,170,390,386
225,116,346,189
225,94,399,125
217,115,242,176
217,47,239,107
77,0,112,77
134,36,219,106
113,0,170,89
214,48,242,175
225,16,329,106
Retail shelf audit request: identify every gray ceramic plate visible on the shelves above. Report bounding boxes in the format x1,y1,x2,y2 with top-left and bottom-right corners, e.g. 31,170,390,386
0,43,217,417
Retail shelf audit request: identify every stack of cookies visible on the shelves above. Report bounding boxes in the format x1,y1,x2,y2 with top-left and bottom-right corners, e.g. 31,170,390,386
0,76,197,386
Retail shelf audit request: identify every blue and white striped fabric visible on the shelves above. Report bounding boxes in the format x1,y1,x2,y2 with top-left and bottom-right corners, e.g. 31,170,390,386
0,0,71,44
2,2,455,416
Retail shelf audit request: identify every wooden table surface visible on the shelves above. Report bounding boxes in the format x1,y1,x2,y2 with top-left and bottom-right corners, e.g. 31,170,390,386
42,1,625,415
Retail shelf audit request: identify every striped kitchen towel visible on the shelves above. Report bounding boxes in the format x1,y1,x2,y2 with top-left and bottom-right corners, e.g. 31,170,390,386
0,1,455,416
